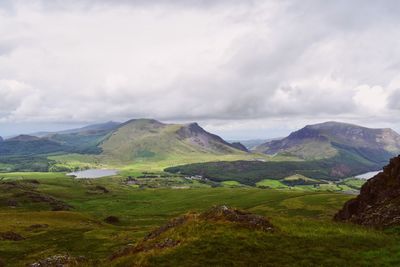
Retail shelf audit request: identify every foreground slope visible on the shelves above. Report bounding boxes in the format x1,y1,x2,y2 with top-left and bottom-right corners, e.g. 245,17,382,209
255,121,400,163
99,119,246,162
2,172,400,266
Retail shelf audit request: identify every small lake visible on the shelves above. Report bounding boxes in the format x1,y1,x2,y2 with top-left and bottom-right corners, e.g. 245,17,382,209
67,169,118,179
355,171,381,180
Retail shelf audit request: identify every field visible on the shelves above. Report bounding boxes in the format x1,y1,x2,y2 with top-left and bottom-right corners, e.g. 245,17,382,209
0,171,397,266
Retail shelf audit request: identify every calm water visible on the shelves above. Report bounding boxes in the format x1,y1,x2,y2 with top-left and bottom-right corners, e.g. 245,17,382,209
355,171,381,180
67,169,118,179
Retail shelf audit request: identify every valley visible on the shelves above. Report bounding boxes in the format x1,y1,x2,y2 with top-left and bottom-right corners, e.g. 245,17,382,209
1,119,400,266
1,171,399,266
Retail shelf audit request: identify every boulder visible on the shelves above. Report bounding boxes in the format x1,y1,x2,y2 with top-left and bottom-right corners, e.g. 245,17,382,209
335,155,400,227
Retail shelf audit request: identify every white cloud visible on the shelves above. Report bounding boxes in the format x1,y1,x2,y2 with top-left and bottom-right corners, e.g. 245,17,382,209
0,0,400,136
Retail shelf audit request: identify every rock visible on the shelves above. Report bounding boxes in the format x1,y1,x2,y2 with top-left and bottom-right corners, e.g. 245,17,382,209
154,238,180,249
144,216,188,240
200,205,274,231
104,216,120,224
0,231,25,241
335,155,400,227
28,255,86,267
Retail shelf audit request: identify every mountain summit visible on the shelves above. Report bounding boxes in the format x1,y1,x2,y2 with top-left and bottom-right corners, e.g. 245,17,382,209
99,119,246,162
254,121,400,163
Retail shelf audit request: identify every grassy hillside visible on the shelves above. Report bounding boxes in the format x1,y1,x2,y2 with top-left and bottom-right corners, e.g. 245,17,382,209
0,172,398,266
99,119,246,163
255,121,400,165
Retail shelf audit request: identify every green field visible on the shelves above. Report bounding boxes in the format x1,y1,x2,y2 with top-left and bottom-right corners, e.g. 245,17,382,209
0,172,397,266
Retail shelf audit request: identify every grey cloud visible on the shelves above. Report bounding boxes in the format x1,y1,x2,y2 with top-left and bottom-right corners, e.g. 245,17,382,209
0,0,399,132
388,89,400,110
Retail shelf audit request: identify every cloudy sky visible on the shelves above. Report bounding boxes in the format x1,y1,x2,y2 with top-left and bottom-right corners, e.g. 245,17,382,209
1,0,400,139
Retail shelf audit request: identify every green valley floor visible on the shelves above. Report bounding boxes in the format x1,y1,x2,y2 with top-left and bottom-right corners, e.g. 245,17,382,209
0,172,399,266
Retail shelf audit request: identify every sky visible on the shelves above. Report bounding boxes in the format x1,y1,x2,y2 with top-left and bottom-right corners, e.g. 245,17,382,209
1,0,400,139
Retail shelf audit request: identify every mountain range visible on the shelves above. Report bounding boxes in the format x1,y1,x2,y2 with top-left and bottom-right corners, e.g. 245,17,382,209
1,120,400,176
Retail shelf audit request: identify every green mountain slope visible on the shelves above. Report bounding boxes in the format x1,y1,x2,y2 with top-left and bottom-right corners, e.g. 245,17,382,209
99,119,246,162
254,121,400,163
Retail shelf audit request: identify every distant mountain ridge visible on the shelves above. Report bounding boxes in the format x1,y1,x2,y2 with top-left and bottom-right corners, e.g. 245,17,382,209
254,121,400,164
32,121,121,137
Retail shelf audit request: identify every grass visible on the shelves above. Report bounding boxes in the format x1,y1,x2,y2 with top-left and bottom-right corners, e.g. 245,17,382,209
0,171,397,266
221,181,245,187
256,179,287,189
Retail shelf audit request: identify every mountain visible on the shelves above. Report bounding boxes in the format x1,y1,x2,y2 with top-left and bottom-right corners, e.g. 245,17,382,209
0,135,64,156
0,136,3,142
44,122,121,154
32,121,121,137
230,142,249,152
99,119,246,162
55,121,120,135
7,135,41,142
335,156,400,227
254,121,400,163
0,122,121,157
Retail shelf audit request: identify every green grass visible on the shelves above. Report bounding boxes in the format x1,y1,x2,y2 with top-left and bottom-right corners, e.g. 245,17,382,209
0,172,397,266
256,179,287,189
221,181,244,187
340,178,366,190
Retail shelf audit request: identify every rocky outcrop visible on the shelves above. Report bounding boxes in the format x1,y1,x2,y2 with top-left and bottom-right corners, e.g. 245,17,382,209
334,155,400,227
111,206,274,260
28,255,87,267
0,231,25,241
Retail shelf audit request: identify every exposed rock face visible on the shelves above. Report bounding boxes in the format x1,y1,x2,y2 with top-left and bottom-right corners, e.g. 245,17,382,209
335,155,400,227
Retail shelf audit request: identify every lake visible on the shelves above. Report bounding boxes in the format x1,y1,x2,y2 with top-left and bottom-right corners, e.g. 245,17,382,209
67,169,118,179
355,171,381,180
